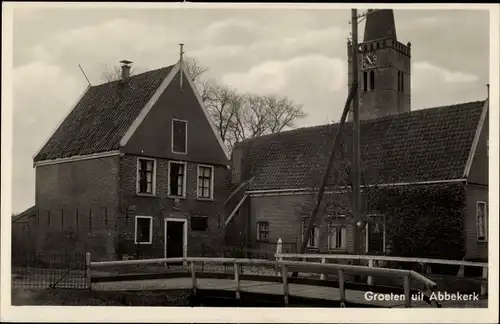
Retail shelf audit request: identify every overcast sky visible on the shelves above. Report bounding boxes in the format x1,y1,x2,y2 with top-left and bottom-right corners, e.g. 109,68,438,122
9,5,490,213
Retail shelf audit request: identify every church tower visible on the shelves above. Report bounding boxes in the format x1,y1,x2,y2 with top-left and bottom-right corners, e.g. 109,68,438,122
347,9,411,121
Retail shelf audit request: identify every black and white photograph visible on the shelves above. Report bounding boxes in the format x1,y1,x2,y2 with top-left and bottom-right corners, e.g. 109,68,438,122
1,2,498,323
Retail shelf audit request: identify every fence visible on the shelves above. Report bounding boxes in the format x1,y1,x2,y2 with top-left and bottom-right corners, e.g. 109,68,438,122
11,251,88,289
88,254,439,308
275,252,488,296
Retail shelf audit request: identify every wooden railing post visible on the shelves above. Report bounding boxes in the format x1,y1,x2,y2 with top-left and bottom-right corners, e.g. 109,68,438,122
367,259,373,285
191,261,197,296
338,269,345,306
235,263,241,300
281,264,289,305
320,258,326,280
481,266,488,296
404,275,411,308
85,252,91,290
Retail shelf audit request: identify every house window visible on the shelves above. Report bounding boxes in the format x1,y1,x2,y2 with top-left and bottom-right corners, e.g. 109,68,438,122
302,220,319,249
172,119,187,154
191,216,208,231
369,70,375,91
363,71,368,92
137,158,155,195
168,161,186,197
197,165,214,200
328,224,347,250
477,202,488,241
135,216,153,244
257,221,269,241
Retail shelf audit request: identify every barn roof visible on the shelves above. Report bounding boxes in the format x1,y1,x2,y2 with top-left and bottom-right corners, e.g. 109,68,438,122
235,100,487,191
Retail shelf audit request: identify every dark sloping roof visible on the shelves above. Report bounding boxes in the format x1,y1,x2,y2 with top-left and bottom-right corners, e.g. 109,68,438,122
34,65,175,162
236,101,485,191
12,206,36,223
363,9,397,42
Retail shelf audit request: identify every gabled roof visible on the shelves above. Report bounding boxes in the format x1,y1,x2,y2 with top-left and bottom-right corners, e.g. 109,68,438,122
236,100,486,191
34,65,175,162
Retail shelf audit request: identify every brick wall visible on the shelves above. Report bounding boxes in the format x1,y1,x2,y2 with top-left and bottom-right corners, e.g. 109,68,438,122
117,154,227,259
246,193,357,255
34,156,120,260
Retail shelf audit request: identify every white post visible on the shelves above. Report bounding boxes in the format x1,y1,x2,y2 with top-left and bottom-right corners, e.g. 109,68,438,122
320,258,326,280
276,238,283,276
367,259,373,285
481,266,488,296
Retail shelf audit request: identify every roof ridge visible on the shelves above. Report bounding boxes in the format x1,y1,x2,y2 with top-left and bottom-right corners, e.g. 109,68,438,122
93,64,175,87
235,99,486,147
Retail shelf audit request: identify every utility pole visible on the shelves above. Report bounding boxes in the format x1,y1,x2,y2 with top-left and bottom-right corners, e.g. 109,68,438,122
351,9,362,256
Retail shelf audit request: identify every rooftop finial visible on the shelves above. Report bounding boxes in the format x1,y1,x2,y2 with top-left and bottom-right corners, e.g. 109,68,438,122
179,43,184,90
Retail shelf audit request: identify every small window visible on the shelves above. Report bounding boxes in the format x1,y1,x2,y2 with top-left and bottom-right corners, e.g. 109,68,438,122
477,202,488,241
197,165,214,200
135,216,153,244
363,71,368,92
191,216,208,231
369,70,375,91
168,161,186,197
137,158,155,195
257,221,269,241
302,220,319,249
328,224,347,250
172,119,187,154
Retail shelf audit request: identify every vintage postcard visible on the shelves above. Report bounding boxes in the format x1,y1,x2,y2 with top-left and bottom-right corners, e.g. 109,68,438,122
1,2,499,323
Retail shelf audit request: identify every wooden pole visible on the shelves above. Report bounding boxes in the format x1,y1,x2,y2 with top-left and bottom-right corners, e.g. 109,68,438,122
85,252,92,290
351,8,362,257
338,269,346,305
234,263,241,300
282,265,289,305
191,262,197,296
292,79,358,278
404,275,411,308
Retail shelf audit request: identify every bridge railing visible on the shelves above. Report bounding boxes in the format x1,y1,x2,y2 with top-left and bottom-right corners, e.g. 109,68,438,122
274,252,488,296
86,254,438,308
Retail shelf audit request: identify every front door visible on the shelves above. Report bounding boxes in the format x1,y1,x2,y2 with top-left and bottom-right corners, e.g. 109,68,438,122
166,220,185,260
365,215,385,254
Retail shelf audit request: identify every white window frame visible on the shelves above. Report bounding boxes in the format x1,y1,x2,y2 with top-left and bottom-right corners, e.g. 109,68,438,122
197,164,215,201
167,161,188,198
171,118,188,155
256,221,270,242
365,214,386,253
134,216,153,245
136,157,156,196
476,201,488,242
302,220,320,249
328,223,347,251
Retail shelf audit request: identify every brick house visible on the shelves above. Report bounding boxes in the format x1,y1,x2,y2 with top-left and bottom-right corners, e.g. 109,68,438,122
225,10,489,263
226,99,489,263
29,59,230,260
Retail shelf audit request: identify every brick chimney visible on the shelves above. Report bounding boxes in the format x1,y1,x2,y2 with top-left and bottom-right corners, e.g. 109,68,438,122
120,60,133,81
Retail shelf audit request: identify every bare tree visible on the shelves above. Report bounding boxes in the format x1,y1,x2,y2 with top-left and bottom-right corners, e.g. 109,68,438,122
100,65,138,83
100,57,306,150
184,56,208,83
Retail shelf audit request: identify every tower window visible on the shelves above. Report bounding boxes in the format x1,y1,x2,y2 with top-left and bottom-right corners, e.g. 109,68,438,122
369,71,375,91
398,71,404,92
363,71,368,92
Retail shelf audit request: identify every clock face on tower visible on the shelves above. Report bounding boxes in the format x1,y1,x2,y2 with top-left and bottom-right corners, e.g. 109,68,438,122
363,52,377,69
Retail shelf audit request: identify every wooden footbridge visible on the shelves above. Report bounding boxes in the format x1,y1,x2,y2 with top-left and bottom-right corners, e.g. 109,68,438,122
85,253,468,308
